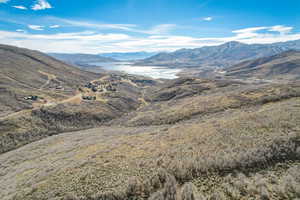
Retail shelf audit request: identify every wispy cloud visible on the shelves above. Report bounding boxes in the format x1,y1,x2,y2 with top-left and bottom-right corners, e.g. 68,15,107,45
12,5,27,10
233,27,268,33
28,25,44,31
269,25,292,35
49,25,60,28
16,29,25,32
0,25,299,53
232,26,294,39
53,17,175,35
141,24,177,34
0,30,132,53
232,27,267,39
0,0,9,3
229,25,300,44
202,17,213,21
60,19,137,31
31,0,52,10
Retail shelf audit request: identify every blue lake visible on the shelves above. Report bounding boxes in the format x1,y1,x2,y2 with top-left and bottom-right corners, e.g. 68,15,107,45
88,62,181,79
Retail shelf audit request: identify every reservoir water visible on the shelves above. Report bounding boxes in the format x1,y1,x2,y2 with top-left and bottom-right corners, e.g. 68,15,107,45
88,62,181,79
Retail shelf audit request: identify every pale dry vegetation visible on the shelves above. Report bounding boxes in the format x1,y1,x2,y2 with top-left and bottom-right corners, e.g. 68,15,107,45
1,44,300,200
119,82,300,126
1,94,298,200
87,97,300,200
0,73,149,153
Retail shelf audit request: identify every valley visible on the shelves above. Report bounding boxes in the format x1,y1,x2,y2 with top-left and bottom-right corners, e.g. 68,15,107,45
0,42,300,200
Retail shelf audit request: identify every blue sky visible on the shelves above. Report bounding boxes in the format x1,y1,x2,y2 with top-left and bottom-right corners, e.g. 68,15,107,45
0,0,299,53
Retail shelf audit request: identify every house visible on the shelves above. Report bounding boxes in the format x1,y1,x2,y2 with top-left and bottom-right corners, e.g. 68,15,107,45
82,96,96,101
24,96,38,101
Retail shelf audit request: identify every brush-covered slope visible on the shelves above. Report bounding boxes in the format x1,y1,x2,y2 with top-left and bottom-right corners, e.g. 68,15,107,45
0,79,300,200
225,50,300,80
1,44,300,200
0,44,158,153
136,40,300,68
0,44,100,116
0,72,158,154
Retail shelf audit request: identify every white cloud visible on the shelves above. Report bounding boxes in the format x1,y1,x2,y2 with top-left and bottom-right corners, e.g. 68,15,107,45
269,25,292,35
12,5,27,10
0,0,9,3
0,25,299,53
16,29,25,32
53,17,175,35
231,25,295,40
203,17,213,21
31,0,52,10
28,25,44,31
232,27,267,39
49,25,60,28
56,17,136,31
232,27,267,34
0,30,132,53
142,24,177,35
54,18,136,31
228,25,300,44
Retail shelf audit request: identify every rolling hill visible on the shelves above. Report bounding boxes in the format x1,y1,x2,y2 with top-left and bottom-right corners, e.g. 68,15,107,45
1,77,300,200
48,53,118,66
1,44,300,200
225,50,300,80
136,40,300,68
0,44,158,153
0,44,100,117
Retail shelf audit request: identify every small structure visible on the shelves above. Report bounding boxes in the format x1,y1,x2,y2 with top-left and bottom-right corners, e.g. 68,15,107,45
91,86,98,92
82,96,96,101
106,84,116,91
24,96,38,101
84,81,116,93
56,86,63,90
85,82,94,89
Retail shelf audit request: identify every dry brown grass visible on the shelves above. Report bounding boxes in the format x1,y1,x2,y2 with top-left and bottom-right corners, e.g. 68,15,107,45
1,95,298,200
124,83,300,126
1,72,300,200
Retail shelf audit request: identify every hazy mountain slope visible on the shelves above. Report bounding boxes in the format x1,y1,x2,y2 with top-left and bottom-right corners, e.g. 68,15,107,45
99,51,158,60
48,53,118,65
226,50,300,80
136,40,300,68
0,44,100,116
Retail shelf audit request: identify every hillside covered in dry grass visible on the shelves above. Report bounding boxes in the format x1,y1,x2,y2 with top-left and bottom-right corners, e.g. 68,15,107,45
0,44,159,153
1,81,299,200
226,50,300,80
0,44,300,200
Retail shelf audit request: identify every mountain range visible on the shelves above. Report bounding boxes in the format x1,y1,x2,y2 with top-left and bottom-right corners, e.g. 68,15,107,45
99,51,158,61
225,50,300,80
136,40,300,68
48,53,118,66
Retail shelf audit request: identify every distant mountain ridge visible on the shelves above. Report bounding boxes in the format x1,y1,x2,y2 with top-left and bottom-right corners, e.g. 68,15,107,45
136,40,300,68
225,50,300,80
99,51,159,61
48,53,118,66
